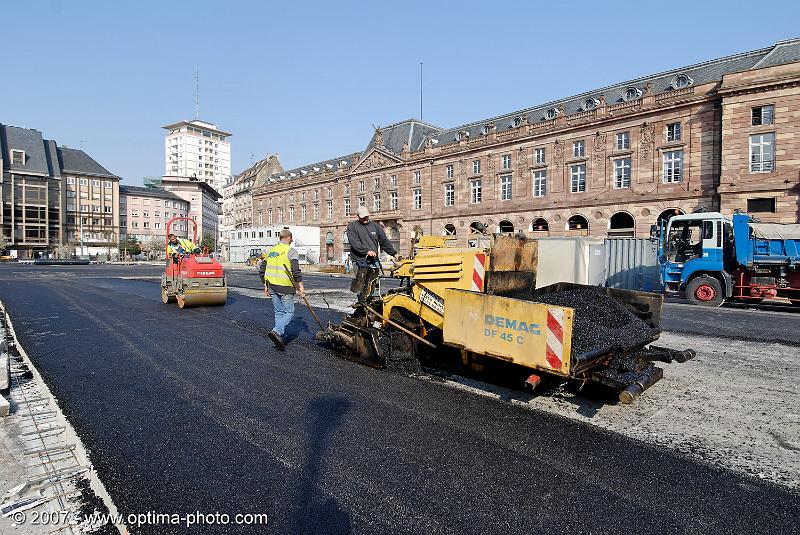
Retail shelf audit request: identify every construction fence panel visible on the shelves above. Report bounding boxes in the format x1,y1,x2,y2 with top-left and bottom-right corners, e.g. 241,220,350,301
604,238,662,292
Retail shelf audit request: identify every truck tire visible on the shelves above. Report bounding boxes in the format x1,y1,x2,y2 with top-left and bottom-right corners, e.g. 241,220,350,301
686,276,724,307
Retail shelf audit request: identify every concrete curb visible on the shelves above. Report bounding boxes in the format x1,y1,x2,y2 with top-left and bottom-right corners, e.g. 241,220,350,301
0,317,10,414
0,301,127,533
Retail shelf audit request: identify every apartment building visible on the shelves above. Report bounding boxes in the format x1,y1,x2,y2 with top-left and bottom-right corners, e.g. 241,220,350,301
160,176,221,246
61,148,120,256
251,39,800,263
1,123,120,258
163,119,231,193
119,185,189,244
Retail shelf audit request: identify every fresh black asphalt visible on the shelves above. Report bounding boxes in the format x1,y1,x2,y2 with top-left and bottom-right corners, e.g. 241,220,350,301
0,265,798,534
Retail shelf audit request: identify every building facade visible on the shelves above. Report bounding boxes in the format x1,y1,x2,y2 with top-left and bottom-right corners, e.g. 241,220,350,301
220,154,283,259
163,119,231,193
119,185,190,247
251,39,800,263
1,124,120,259
160,176,221,246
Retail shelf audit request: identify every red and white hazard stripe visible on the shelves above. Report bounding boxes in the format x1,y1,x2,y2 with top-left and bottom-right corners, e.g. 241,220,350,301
545,308,564,369
471,253,486,292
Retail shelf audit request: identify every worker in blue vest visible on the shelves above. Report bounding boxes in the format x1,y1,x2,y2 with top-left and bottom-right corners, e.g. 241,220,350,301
264,229,305,350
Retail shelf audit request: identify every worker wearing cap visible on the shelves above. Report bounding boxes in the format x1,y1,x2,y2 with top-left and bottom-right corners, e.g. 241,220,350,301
346,206,400,301
264,229,305,350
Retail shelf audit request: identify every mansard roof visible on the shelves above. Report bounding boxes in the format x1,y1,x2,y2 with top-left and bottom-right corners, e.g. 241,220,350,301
256,38,800,187
424,38,800,146
362,119,443,154
57,147,117,178
266,152,362,185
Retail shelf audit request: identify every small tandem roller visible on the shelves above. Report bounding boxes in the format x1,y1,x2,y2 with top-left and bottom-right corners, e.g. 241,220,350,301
319,235,694,403
160,217,227,308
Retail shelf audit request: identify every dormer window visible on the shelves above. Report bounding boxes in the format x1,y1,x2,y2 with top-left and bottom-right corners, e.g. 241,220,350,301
623,87,642,102
545,108,559,120
513,116,522,127
672,74,693,89
455,130,469,141
10,150,24,165
583,98,599,111
482,124,491,135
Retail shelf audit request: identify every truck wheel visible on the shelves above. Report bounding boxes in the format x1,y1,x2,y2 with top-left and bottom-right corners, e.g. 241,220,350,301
686,276,724,307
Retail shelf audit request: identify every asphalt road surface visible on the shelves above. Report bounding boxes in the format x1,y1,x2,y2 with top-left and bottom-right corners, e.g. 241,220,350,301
0,264,798,534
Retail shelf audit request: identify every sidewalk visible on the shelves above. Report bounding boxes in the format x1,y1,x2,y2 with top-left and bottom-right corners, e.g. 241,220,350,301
0,303,124,534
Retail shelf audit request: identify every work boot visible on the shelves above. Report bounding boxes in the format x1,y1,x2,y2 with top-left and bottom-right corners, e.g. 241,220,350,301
268,330,286,351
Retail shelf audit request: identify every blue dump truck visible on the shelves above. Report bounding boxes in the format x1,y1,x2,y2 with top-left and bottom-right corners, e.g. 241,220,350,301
654,211,800,307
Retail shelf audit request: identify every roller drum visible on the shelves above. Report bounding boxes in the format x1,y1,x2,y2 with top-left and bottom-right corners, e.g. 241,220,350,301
177,288,227,308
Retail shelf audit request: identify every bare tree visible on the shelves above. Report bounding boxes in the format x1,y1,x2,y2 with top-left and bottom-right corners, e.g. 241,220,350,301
148,236,163,260
53,242,75,259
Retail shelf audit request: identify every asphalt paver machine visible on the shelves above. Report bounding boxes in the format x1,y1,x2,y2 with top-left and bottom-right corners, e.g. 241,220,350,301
161,217,227,308
320,235,694,403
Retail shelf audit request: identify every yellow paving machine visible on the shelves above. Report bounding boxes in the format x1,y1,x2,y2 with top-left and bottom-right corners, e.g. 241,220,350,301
319,235,694,403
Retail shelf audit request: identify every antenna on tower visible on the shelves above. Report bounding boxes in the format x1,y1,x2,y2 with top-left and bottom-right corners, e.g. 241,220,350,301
194,67,200,119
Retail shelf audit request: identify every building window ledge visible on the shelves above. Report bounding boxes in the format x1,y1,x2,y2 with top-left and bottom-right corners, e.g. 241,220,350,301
657,142,687,152
609,150,635,159
529,163,548,170
565,158,587,165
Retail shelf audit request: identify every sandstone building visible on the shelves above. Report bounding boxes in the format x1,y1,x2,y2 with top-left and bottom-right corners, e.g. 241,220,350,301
251,39,800,262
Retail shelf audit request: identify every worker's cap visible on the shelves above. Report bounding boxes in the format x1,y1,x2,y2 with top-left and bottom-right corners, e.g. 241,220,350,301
357,206,370,218
279,229,293,239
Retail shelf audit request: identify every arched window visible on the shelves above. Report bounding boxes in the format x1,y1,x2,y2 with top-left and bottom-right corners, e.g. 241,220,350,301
657,208,684,224
531,218,549,232
443,224,456,236
609,212,635,237
568,215,589,231
672,74,693,89
469,221,484,235
623,87,641,101
498,220,515,234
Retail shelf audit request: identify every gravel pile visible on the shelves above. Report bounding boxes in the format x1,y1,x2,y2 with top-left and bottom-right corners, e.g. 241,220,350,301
528,287,657,356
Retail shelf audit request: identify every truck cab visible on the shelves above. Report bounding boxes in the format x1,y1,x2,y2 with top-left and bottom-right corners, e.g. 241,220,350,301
656,212,733,306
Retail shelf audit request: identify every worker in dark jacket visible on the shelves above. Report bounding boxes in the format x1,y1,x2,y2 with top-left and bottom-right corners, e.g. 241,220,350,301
264,230,305,350
346,206,401,301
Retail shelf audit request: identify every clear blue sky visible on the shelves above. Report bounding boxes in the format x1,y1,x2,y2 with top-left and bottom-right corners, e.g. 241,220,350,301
2,0,798,186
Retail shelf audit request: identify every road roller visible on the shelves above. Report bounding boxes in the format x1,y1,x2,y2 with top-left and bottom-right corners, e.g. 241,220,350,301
161,217,227,308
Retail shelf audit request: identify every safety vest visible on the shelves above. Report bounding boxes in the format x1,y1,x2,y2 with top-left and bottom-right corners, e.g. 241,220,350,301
180,239,197,254
264,243,293,287
167,238,197,256
167,241,181,256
